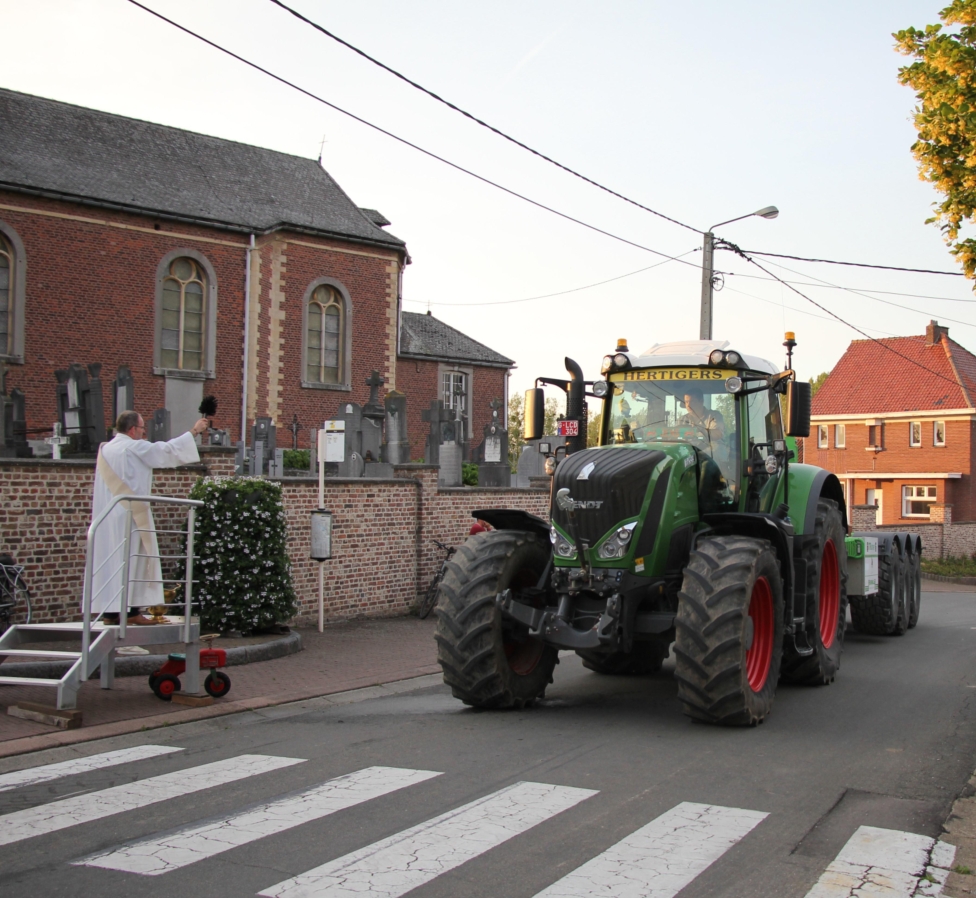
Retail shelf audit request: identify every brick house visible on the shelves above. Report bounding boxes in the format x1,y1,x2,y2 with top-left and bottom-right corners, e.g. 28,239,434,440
809,320,976,525
0,88,511,460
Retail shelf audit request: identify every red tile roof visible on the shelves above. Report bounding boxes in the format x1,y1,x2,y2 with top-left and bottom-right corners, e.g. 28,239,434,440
812,330,976,415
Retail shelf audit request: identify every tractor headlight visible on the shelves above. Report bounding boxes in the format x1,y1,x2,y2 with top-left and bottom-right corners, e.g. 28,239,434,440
550,526,576,558
592,381,609,398
725,376,743,394
764,455,779,474
597,522,637,558
709,349,726,365
544,456,557,476
726,350,742,367
613,353,630,369
601,355,614,374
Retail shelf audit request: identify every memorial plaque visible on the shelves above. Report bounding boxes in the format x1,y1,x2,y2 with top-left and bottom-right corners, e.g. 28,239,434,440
485,436,502,464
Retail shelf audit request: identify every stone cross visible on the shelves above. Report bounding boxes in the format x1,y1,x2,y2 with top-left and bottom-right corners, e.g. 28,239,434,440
363,371,385,418
289,414,301,450
422,399,457,466
46,422,70,460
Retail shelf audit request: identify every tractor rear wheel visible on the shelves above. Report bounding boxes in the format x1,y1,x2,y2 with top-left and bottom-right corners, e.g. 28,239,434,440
850,541,902,635
781,499,848,685
674,536,784,726
435,530,557,709
577,641,668,675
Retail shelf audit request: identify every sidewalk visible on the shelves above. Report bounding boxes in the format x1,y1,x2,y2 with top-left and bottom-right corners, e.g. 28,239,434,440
0,616,439,759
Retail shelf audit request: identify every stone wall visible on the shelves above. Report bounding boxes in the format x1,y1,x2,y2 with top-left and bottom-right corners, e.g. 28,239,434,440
849,502,976,560
0,449,549,625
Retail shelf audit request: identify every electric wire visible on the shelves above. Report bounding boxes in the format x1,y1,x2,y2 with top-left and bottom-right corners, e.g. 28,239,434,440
737,247,965,277
723,241,966,388
267,0,703,236
720,270,976,304
125,0,701,270
402,249,698,307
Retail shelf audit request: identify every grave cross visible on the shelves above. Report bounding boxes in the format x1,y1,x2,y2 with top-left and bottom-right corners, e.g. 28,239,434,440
46,422,70,460
289,414,301,450
363,370,385,419
489,397,503,424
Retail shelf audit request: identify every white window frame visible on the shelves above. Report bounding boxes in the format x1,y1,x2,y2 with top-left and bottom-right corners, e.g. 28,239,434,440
153,248,218,379
817,424,828,449
909,421,922,448
902,484,937,518
834,424,846,448
301,277,353,391
934,420,946,447
438,363,474,439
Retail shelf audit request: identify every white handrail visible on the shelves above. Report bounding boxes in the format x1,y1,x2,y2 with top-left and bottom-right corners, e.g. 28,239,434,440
81,494,204,677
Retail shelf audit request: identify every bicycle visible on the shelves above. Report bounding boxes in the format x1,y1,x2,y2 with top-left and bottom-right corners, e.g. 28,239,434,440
0,555,31,634
418,540,456,619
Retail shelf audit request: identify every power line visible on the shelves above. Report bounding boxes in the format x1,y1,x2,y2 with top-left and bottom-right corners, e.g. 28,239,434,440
126,0,703,271
402,249,698,307
723,270,976,304
267,0,703,236
722,242,966,389
736,247,966,278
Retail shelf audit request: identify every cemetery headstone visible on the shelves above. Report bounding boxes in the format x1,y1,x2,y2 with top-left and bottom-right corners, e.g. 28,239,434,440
382,390,410,465
148,408,171,443
46,423,70,460
476,398,510,487
7,388,30,457
361,371,385,467
268,448,285,478
336,402,364,477
112,366,134,422
250,439,265,476
515,436,567,487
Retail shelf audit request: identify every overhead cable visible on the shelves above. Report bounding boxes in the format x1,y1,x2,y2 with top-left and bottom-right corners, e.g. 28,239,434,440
736,247,966,278
266,0,703,236
126,0,702,269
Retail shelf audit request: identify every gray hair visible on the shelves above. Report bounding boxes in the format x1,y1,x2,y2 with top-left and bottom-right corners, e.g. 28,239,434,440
115,411,141,434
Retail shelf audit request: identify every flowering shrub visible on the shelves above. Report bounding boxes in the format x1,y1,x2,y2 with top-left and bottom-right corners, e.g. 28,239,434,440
187,477,297,634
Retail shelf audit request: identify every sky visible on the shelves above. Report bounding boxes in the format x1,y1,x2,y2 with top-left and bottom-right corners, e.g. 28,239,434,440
3,0,973,409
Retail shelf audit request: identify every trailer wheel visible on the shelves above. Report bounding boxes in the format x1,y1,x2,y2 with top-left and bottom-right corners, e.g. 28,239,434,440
435,530,557,709
674,535,783,726
892,556,909,636
781,500,849,685
577,642,668,675
907,546,922,629
850,540,902,635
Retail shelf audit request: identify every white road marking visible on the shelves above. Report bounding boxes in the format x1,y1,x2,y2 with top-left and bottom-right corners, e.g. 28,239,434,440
804,825,957,897
533,801,767,898
78,766,442,875
0,745,183,793
0,754,303,847
260,780,597,898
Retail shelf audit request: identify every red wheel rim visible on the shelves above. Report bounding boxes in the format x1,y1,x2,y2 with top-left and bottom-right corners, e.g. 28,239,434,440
158,678,176,697
504,634,544,676
819,539,840,649
746,576,774,693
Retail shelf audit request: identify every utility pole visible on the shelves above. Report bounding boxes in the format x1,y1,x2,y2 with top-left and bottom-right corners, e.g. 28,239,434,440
699,231,715,341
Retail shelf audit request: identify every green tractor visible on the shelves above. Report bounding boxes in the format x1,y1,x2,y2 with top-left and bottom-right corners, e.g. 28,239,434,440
435,335,889,725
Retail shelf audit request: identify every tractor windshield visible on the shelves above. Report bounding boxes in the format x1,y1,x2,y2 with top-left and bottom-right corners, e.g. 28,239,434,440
606,370,739,508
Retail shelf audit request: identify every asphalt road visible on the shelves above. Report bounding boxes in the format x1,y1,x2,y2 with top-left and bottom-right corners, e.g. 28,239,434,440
2,588,976,898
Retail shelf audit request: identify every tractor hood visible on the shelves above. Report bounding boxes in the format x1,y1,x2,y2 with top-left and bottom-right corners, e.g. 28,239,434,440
550,445,667,547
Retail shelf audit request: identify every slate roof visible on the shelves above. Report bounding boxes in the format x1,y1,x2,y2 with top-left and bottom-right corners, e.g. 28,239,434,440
0,88,405,250
812,326,976,415
400,311,514,368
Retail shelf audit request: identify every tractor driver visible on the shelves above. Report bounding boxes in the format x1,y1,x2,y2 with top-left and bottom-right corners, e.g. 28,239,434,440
678,387,726,450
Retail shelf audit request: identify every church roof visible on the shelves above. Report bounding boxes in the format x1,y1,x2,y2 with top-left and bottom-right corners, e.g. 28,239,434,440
400,312,514,368
0,88,405,250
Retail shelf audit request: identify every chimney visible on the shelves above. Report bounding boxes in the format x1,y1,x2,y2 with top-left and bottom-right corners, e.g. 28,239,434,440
926,320,949,345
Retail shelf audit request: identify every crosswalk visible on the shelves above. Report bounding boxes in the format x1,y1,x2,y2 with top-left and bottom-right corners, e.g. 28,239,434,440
0,744,958,897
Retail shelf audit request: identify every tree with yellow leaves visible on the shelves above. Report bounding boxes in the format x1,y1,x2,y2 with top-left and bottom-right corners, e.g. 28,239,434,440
896,1,976,278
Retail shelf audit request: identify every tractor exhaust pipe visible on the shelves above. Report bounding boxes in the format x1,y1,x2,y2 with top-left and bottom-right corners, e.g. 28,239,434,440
564,357,586,454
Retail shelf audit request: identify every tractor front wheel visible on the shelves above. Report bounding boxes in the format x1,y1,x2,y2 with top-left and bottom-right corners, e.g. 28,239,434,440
674,535,784,726
435,530,557,709
781,499,849,685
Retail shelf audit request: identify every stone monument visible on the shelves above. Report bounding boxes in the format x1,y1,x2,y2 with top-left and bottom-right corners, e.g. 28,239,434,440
382,390,411,465
476,398,510,487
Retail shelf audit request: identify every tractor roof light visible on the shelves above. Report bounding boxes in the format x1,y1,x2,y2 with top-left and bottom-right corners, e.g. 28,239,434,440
601,355,614,375
617,338,630,352
726,350,742,367
709,349,726,366
613,353,630,369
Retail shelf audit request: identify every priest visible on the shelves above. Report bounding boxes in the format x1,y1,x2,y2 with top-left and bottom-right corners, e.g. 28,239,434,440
89,410,210,624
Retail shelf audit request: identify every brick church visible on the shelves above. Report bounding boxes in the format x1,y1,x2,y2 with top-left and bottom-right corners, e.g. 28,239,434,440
0,88,512,459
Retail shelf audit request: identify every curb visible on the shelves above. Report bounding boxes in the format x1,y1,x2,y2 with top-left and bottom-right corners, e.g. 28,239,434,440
921,572,976,586
0,630,303,680
0,668,443,761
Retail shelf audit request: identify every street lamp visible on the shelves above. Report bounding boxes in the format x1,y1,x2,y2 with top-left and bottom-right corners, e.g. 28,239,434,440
699,205,779,340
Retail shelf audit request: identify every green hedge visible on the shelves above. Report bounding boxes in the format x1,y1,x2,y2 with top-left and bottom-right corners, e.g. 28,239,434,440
283,448,310,470
462,463,478,486
188,477,297,634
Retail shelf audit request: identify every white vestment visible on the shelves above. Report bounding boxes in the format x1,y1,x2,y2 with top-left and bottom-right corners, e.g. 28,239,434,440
89,432,200,614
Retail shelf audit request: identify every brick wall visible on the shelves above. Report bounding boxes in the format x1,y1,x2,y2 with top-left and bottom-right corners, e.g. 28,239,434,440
0,449,549,625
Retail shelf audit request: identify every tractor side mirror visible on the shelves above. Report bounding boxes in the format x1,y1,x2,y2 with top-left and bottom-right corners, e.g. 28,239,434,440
524,388,545,441
786,381,811,437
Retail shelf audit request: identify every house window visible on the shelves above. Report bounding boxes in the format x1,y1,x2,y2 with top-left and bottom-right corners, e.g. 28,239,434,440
154,249,217,377
834,424,846,448
934,421,946,447
161,258,206,371
910,421,921,447
306,285,343,384
443,370,468,416
903,485,937,518
868,423,883,449
0,220,26,363
817,424,828,448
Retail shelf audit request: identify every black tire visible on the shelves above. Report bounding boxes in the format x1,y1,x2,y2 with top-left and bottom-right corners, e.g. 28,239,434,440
781,500,849,685
577,641,668,675
907,549,921,629
417,571,443,620
435,530,557,709
204,671,231,697
674,535,784,726
148,673,160,692
152,673,181,701
850,543,902,635
891,553,909,636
